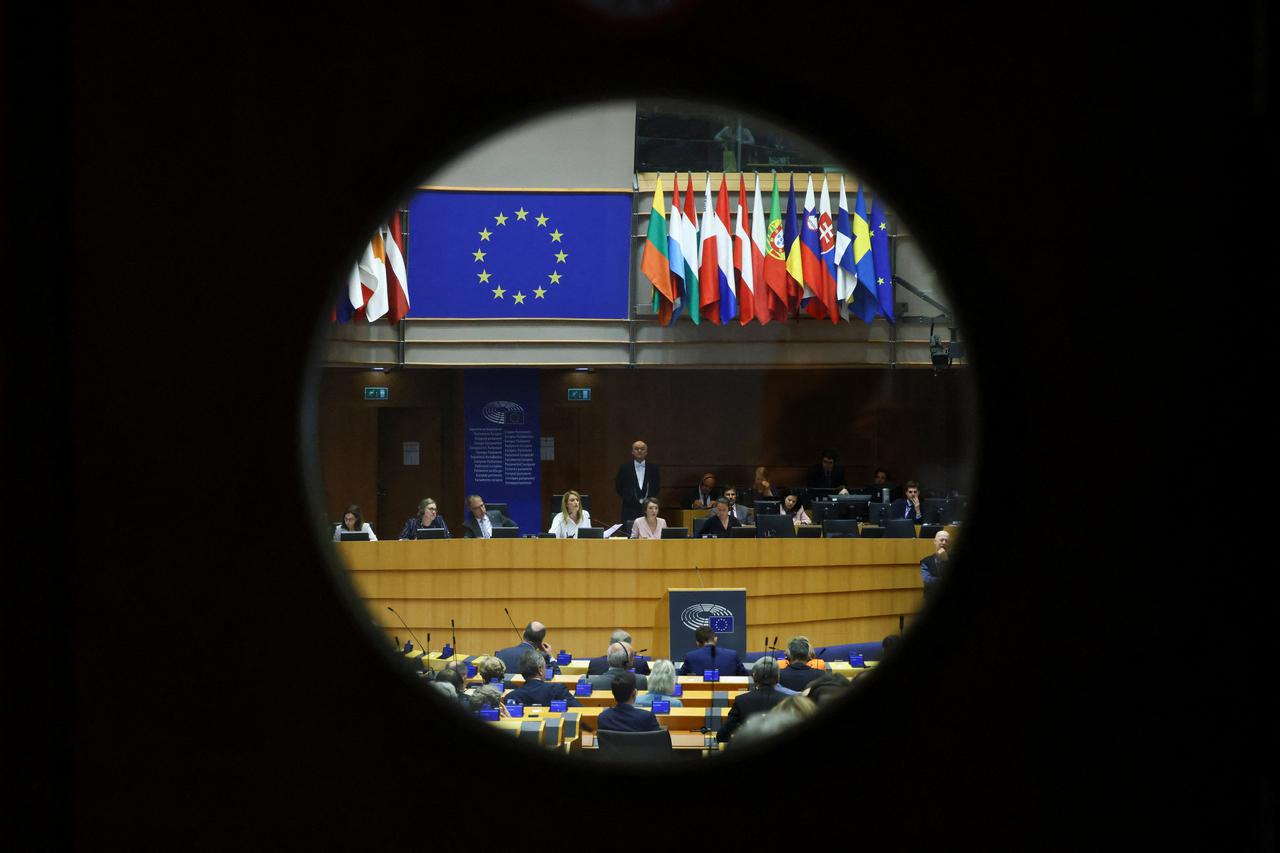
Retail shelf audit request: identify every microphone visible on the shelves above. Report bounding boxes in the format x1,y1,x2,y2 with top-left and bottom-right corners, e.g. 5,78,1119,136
386,606,425,653
424,632,432,670
503,607,523,641
694,564,706,587
450,618,458,662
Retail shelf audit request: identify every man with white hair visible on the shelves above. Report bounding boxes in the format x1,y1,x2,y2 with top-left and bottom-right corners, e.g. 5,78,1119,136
920,529,951,601
587,641,649,692
716,656,785,743
586,629,651,676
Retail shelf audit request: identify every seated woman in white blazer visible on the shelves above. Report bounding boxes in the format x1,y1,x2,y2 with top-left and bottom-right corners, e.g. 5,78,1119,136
333,504,377,541
548,490,592,538
629,497,667,539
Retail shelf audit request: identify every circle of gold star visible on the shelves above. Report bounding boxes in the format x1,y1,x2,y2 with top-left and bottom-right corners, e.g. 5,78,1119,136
470,206,567,309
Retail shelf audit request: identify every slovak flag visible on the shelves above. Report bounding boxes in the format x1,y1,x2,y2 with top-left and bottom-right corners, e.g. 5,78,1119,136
815,176,840,323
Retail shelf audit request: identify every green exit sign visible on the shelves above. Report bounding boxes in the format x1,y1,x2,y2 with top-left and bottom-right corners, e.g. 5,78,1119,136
567,388,591,401
363,387,389,401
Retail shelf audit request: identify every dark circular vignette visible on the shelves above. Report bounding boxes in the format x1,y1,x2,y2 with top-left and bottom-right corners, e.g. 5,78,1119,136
299,96,985,773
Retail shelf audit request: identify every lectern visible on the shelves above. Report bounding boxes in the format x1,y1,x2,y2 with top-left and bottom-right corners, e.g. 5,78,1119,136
653,588,747,659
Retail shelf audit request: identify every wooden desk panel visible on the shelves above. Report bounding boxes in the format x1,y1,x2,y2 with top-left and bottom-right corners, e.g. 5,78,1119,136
340,538,936,655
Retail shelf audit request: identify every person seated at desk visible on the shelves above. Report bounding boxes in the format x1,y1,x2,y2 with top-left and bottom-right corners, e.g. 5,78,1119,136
399,497,449,539
678,625,748,676
502,649,581,708
586,630,651,676
548,489,591,538
716,656,785,743
890,480,925,523
687,472,721,510
334,504,377,541
587,641,649,692
473,654,515,689
806,450,850,495
467,684,510,716
777,636,826,692
432,667,471,708
629,498,667,540
741,466,777,508
696,497,742,538
781,492,812,525
461,494,511,539
596,671,661,733
920,529,950,602
723,486,751,523
634,659,683,709
494,621,553,673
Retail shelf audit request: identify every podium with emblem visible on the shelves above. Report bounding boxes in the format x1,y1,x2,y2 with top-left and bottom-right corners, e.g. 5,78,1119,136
653,588,748,660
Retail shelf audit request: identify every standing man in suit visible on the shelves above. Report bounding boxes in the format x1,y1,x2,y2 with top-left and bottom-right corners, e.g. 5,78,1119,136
587,641,649,692
502,649,580,708
777,636,826,692
615,439,660,522
678,625,748,676
596,671,661,733
716,656,786,742
493,621,552,673
586,630,651,676
461,494,510,539
890,481,925,524
805,450,849,494
920,529,950,601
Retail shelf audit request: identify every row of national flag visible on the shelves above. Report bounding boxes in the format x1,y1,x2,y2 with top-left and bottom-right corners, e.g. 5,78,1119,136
640,173,896,326
334,210,410,324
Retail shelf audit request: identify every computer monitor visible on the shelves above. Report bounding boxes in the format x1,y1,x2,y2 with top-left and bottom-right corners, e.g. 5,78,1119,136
755,514,795,538
834,493,872,522
919,524,945,540
795,524,822,538
883,519,917,539
940,497,966,524
577,527,604,539
338,531,370,542
806,487,837,504
859,526,884,538
868,502,890,524
753,499,781,516
808,501,834,524
729,525,756,538
490,526,520,539
660,527,689,539
486,502,508,516
822,519,860,538
922,498,949,524
414,527,447,540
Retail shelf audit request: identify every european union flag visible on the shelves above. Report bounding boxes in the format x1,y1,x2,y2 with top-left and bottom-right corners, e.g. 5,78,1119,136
406,190,632,319
709,615,734,633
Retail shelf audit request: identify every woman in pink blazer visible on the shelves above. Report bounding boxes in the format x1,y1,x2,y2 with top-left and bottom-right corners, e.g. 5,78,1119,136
629,497,668,539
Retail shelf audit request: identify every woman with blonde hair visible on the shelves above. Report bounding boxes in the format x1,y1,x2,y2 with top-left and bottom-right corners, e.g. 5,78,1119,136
634,659,683,708
548,490,591,538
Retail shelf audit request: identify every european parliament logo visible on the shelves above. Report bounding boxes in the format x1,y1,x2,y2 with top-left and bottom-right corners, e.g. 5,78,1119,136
406,190,632,320
680,603,734,632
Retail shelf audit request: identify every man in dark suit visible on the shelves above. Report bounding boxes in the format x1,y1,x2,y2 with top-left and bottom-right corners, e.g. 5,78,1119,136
717,656,786,742
686,472,720,510
805,450,849,493
585,630,650,676
778,636,826,692
678,625,747,676
722,486,750,524
460,494,512,538
614,439,660,522
493,621,552,674
587,641,649,692
596,671,661,733
889,480,925,524
920,529,950,602
502,649,580,708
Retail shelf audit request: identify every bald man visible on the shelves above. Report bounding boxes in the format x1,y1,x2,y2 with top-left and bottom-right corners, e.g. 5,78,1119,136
614,439,660,522
493,620,553,673
586,641,648,691
920,530,951,600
